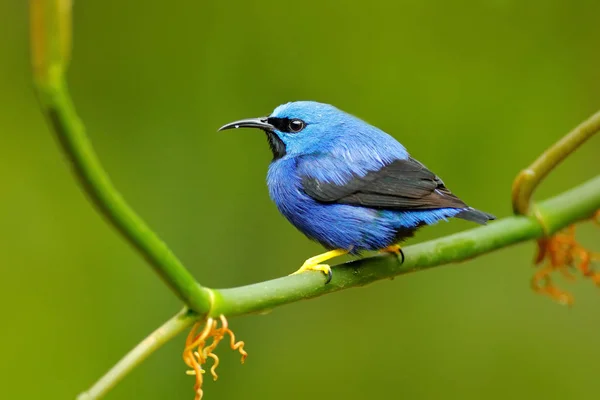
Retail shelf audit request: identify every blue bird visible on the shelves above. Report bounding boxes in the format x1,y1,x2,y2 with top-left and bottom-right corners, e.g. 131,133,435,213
219,101,495,282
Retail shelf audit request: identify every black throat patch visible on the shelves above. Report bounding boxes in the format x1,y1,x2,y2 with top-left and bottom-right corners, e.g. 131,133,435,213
265,130,286,160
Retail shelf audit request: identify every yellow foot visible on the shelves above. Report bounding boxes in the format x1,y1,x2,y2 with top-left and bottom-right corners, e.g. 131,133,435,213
381,244,405,264
290,249,349,284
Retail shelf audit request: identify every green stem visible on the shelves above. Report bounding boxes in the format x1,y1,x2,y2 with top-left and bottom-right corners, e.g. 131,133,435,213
212,175,600,317
77,308,197,400
30,2,600,399
29,0,212,313
76,175,599,400
511,110,600,215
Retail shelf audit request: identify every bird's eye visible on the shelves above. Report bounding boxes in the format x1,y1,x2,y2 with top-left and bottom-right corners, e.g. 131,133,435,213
288,119,305,133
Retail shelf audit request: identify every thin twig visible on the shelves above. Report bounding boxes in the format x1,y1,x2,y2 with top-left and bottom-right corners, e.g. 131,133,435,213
77,308,197,400
512,110,600,216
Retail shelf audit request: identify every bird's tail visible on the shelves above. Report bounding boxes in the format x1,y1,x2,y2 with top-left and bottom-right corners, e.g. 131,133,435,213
455,207,496,225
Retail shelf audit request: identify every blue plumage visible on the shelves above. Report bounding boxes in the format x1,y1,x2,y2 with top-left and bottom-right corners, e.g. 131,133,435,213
220,101,495,273
267,148,461,252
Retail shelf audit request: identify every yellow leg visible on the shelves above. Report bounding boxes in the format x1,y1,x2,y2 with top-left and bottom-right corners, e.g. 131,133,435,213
291,249,349,283
381,244,405,263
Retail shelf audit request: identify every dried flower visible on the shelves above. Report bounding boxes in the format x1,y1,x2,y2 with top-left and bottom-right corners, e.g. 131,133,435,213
532,210,600,304
183,315,247,400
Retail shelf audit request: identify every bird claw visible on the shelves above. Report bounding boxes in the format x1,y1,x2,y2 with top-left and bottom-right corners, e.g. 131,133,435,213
291,263,333,284
382,244,405,264
290,249,349,284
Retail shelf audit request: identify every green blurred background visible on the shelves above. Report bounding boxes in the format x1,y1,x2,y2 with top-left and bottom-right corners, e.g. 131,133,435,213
2,1,600,399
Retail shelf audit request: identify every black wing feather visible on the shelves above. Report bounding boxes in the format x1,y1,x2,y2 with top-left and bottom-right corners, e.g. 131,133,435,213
302,157,468,210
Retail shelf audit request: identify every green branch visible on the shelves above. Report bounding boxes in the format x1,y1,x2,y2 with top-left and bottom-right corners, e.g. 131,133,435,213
79,177,599,400
211,175,600,317
29,0,212,313
77,308,196,400
512,109,600,216
29,2,600,399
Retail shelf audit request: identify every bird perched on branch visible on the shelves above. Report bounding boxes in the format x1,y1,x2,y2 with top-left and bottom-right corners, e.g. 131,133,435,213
219,101,495,283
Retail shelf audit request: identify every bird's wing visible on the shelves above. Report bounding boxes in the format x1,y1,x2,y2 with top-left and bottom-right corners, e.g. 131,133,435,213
300,156,468,210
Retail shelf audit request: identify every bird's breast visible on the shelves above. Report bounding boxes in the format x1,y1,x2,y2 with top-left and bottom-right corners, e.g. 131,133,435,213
267,157,345,246
266,158,309,221
265,157,400,251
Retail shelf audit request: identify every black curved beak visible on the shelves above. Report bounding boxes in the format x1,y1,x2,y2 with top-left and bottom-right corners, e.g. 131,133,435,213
218,117,274,132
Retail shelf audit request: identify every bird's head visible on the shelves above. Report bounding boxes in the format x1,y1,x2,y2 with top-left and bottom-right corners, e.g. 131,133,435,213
218,101,358,160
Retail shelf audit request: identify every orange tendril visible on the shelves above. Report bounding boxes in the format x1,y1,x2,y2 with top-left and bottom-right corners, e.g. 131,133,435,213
531,211,600,305
182,315,247,400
